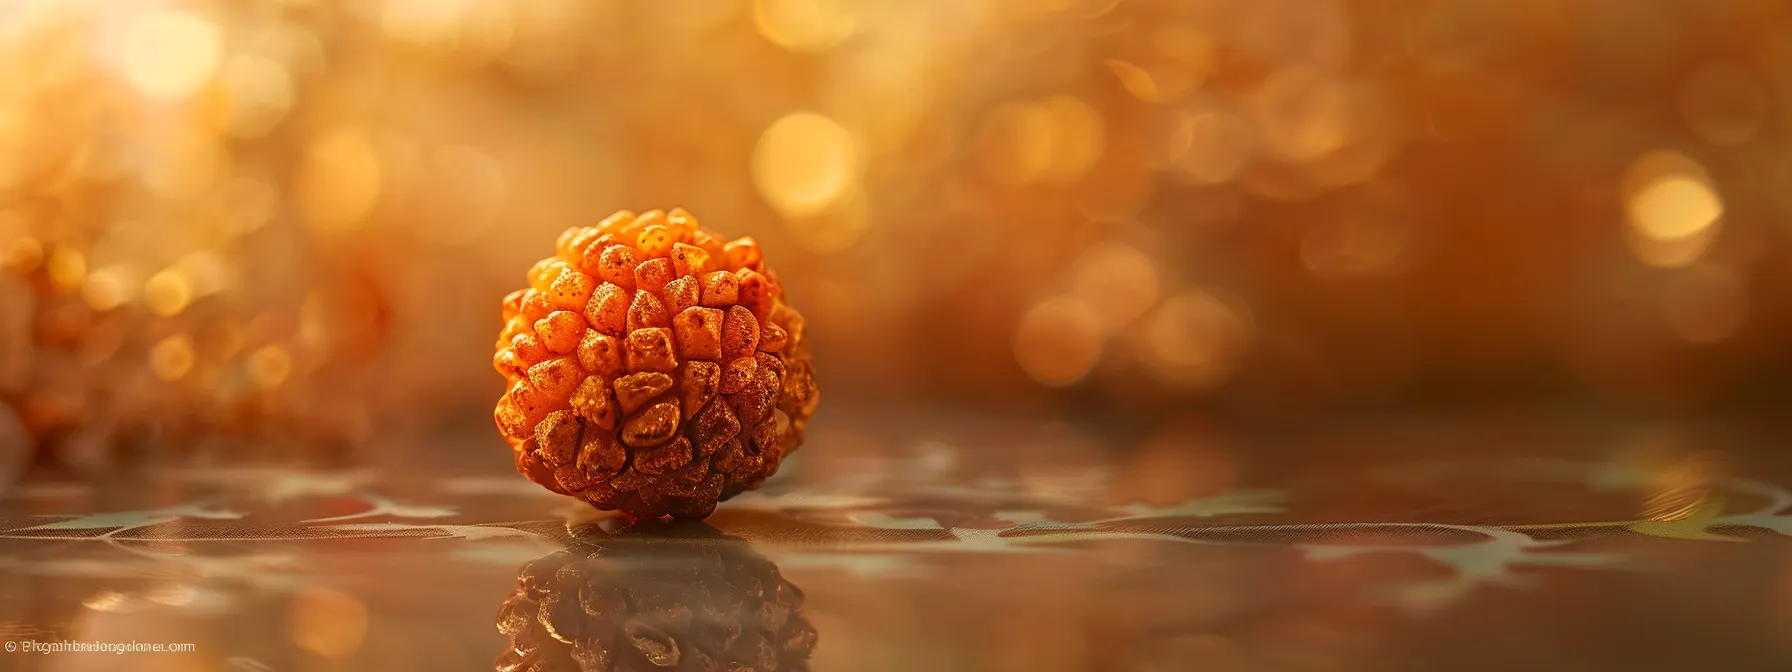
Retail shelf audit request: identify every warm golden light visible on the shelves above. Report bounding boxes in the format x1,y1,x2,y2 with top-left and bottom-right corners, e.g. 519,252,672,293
144,269,194,317
149,335,197,381
753,112,860,218
176,252,233,297
784,189,872,253
122,9,223,101
754,0,859,53
1250,66,1352,164
821,36,934,159
1678,62,1769,147
1660,264,1748,344
1164,110,1254,185
977,96,1104,185
4,0,1792,474
1106,59,1163,104
81,589,132,613
459,2,516,60
223,54,296,139
141,130,226,200
382,0,468,46
2,237,44,273
81,266,137,311
218,177,280,235
1630,178,1723,241
289,585,369,661
1623,150,1723,268
1152,26,1215,78
1070,242,1159,331
297,128,383,233
45,247,86,291
203,321,246,361
300,285,383,350
1014,297,1104,387
248,344,295,390
1143,289,1253,390
415,145,507,246
1300,208,1414,278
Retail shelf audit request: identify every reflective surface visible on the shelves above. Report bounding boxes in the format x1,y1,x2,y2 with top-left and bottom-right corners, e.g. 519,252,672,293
2,409,1792,671
495,524,816,672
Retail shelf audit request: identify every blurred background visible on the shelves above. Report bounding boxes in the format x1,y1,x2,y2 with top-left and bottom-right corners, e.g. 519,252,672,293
5,0,1792,473
9,3,1792,671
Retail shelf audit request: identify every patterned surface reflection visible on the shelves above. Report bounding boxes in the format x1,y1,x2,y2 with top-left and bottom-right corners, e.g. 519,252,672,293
1,412,1790,670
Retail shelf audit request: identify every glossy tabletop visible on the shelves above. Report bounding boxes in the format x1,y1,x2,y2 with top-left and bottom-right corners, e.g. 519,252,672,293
2,409,1790,671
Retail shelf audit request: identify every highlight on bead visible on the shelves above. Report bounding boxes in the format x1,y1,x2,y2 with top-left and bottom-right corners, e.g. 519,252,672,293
492,208,818,520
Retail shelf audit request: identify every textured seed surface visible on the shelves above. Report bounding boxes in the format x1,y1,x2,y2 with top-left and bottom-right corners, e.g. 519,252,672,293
577,330,624,378
621,400,680,448
595,246,638,290
522,289,553,321
692,400,740,454
737,270,774,320
635,258,675,297
680,361,720,421
626,290,669,333
528,358,583,400
512,333,549,364
548,270,598,312
584,283,630,336
633,436,692,475
579,430,627,477
535,411,582,467
494,208,817,520
672,307,724,362
758,323,788,353
663,276,700,315
536,311,586,354
570,376,619,429
721,306,761,362
613,372,673,414
625,328,678,374
670,243,710,278
720,357,757,395
699,271,738,308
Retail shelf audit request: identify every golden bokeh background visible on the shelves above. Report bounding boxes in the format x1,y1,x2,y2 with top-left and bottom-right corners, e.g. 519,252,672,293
5,0,1792,468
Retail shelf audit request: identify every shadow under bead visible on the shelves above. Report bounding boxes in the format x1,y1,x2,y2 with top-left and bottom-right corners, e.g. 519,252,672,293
493,209,819,520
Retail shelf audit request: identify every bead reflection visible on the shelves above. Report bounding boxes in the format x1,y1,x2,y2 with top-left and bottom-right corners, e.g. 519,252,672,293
496,522,817,672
